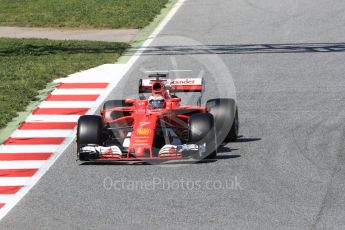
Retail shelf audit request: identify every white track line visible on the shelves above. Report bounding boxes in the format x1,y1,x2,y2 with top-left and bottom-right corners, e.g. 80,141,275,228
11,130,72,138
26,115,81,122
0,195,21,204
39,101,96,108
0,0,186,221
55,64,128,83
51,89,105,95
0,178,31,186
0,145,60,153
0,161,45,169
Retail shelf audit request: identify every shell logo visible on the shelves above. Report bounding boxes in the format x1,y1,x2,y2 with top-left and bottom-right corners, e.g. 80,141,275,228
136,128,151,136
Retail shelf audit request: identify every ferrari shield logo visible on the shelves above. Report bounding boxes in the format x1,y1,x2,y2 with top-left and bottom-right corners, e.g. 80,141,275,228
136,128,151,135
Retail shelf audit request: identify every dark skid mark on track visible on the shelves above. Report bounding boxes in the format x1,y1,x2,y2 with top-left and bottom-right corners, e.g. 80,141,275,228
125,43,345,55
310,168,338,230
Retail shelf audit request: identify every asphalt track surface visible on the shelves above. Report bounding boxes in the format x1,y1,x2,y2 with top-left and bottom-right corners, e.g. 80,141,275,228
3,0,345,229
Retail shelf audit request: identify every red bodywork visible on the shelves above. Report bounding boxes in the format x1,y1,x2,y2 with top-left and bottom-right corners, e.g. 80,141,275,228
97,77,207,161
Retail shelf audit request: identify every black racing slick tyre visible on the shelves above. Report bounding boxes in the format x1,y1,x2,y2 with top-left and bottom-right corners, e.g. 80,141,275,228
77,115,103,145
188,113,217,159
206,98,239,143
103,100,131,121
77,115,103,161
228,107,239,142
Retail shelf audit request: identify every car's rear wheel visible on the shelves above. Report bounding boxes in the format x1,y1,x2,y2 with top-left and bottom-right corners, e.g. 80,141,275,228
188,113,217,159
77,115,103,161
206,98,239,143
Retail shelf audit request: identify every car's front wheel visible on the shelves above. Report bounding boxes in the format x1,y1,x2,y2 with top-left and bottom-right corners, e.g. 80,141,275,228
77,115,103,161
188,113,217,159
206,98,239,143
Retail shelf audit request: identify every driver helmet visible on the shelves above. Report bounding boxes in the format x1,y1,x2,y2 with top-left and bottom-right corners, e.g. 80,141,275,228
148,95,165,109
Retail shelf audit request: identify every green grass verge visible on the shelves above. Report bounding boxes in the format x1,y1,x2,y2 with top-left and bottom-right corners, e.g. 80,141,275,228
0,38,128,129
0,0,169,29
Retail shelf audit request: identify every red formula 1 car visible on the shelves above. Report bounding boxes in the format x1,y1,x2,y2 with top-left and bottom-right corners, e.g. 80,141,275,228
76,73,239,162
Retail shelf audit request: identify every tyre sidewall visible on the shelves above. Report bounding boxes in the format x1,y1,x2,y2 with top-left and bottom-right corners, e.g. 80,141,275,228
206,98,237,143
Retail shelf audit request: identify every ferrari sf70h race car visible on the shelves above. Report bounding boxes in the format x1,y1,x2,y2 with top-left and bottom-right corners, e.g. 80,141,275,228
76,73,239,162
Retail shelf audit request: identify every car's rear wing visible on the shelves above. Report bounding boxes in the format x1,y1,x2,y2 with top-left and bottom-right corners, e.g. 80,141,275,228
139,78,203,93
